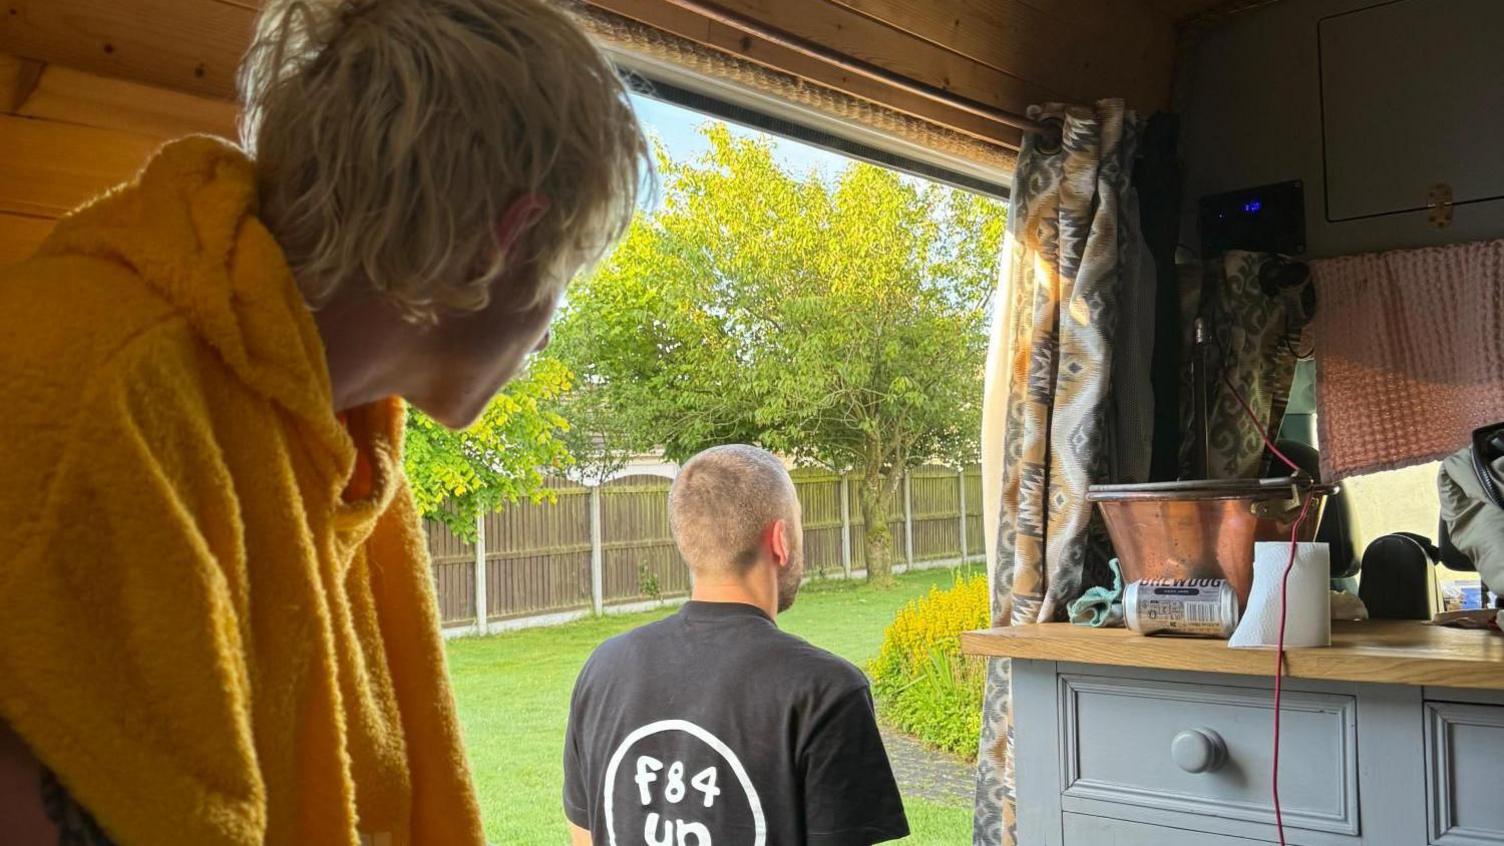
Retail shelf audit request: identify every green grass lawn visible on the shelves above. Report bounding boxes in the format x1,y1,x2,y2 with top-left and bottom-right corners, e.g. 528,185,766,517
446,564,979,845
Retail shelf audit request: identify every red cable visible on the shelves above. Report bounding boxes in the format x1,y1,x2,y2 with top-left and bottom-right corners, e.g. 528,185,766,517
1272,495,1314,845
1223,373,1302,475
1222,371,1311,846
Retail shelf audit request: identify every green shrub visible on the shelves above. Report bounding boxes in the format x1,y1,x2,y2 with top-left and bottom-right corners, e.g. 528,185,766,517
868,572,989,759
636,562,661,602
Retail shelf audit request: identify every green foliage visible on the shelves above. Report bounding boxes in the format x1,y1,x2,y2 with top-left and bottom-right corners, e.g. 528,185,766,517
868,572,989,758
404,357,575,537
551,125,1005,580
636,562,662,602
551,379,639,485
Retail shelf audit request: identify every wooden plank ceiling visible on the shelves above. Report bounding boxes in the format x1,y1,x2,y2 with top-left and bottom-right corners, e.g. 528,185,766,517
588,0,1181,149
0,1,242,263
1143,0,1240,20
0,0,1193,264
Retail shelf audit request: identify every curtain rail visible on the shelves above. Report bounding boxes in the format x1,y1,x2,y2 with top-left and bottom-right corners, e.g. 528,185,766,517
657,0,1050,139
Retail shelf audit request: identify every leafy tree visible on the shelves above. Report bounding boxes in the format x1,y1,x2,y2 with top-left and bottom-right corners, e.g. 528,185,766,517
551,379,641,486
404,356,574,537
552,126,1004,584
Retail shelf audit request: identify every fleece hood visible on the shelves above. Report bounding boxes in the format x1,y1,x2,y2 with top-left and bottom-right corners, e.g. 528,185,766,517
0,136,483,846
38,135,402,522
39,136,352,456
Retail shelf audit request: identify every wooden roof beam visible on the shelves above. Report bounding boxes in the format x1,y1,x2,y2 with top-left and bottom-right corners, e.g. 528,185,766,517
0,0,254,100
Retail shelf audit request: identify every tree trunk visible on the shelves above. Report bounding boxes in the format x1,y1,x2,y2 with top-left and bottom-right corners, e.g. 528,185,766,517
859,475,896,587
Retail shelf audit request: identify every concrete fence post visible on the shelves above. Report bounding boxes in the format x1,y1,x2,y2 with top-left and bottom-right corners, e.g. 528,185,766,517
903,471,915,571
839,473,852,578
589,485,604,615
474,511,488,635
957,466,968,561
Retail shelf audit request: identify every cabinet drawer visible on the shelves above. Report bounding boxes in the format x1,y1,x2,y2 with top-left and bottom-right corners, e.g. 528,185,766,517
1426,701,1504,845
1064,812,1267,845
1060,674,1359,836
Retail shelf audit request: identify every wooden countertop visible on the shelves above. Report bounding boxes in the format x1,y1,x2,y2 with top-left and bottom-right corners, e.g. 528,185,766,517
961,620,1504,691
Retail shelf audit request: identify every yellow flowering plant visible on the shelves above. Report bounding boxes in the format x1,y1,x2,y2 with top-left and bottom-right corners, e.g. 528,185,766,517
868,572,989,758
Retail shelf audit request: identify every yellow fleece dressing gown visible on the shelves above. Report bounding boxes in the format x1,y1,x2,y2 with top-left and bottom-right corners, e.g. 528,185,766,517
0,137,485,846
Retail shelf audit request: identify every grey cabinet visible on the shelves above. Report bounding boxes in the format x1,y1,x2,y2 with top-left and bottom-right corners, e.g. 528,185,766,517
1176,0,1504,256
1063,813,1266,845
1063,674,1358,836
1425,701,1504,845
1318,0,1504,223
1010,659,1504,845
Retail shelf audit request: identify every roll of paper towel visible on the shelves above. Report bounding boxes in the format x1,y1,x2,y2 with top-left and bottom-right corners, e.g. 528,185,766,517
1230,542,1332,649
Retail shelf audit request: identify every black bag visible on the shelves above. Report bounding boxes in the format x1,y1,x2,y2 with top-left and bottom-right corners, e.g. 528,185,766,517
1358,532,1439,620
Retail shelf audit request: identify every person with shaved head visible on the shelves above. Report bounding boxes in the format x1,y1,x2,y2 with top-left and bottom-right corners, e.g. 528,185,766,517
563,445,909,845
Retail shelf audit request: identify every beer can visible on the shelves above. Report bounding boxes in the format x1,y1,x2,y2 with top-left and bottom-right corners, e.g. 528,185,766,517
1124,579,1239,638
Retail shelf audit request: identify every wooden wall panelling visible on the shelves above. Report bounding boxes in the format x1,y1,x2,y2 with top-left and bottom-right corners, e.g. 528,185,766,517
4,0,1034,145
0,212,53,266
0,0,254,100
0,52,43,110
0,0,1187,145
592,0,1025,147
827,0,1176,112
1,0,1180,149
0,113,161,217
1144,0,1233,21
18,64,238,139
0,46,240,263
596,0,1180,144
699,0,1063,110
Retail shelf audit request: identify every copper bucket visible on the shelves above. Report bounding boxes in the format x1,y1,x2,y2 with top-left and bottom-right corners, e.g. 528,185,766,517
1087,478,1337,608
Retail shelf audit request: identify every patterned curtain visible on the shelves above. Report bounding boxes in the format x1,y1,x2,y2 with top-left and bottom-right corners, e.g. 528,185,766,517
974,100,1144,846
1178,251,1314,480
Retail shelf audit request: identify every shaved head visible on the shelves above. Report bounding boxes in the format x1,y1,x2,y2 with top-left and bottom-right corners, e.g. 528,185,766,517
669,446,804,606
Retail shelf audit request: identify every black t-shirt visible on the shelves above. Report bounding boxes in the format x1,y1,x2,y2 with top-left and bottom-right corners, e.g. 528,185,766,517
563,601,910,845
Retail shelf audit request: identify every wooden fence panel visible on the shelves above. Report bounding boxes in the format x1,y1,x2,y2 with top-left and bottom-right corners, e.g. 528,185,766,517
427,464,984,628
792,469,843,577
910,465,961,561
964,468,984,558
426,519,476,626
484,479,592,619
601,474,688,604
849,479,907,569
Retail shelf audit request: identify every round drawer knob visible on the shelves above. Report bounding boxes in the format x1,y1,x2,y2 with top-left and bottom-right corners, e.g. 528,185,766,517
1171,729,1227,774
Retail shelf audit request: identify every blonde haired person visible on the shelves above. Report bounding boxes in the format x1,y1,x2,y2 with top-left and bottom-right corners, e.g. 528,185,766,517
0,1,646,844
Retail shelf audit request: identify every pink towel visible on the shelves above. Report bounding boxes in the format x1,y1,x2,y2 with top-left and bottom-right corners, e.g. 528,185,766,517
1311,238,1504,480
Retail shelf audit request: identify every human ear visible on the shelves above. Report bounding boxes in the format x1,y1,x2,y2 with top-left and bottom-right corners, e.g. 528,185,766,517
768,519,790,567
494,193,551,258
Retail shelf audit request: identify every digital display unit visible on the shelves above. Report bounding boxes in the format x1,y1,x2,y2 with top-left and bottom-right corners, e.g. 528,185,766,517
1198,180,1305,256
